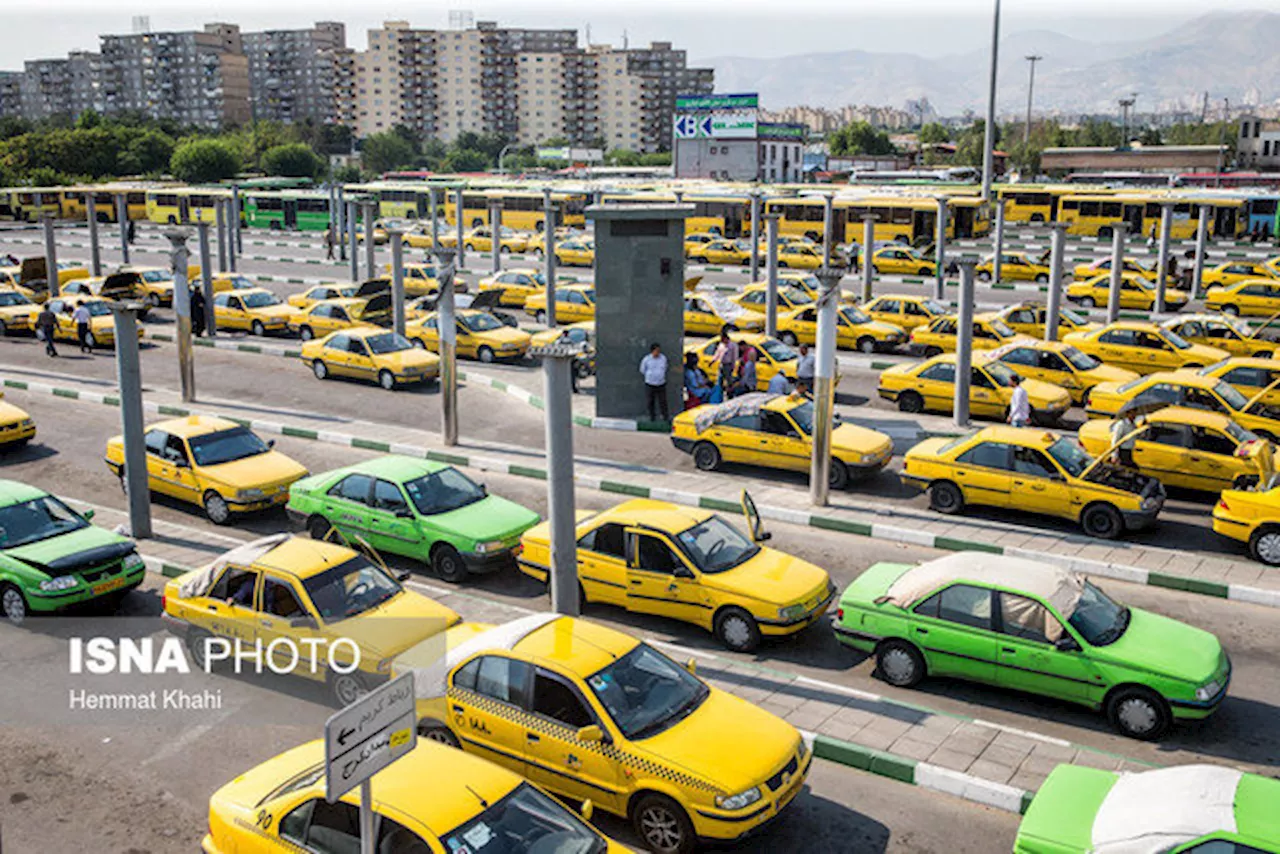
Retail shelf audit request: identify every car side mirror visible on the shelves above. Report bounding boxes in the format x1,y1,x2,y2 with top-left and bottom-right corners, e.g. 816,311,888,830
576,724,604,743
267,440,276,449
396,570,412,582
1055,635,1081,653
580,800,594,822
684,657,697,676
82,508,95,520
756,531,773,543
289,615,317,629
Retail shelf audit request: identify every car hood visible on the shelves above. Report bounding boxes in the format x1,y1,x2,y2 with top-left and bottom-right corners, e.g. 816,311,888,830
904,436,951,461
245,305,297,319
0,400,29,423
1184,344,1229,364
324,590,460,660
4,524,135,575
636,687,801,794
1081,364,1137,386
832,423,893,457
1024,378,1071,407
200,451,308,489
702,547,830,608
379,349,440,372
1093,607,1223,684
1076,418,1112,449
475,325,531,346
424,495,540,542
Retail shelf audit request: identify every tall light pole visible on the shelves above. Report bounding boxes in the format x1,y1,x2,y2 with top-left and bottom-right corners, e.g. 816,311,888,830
1023,55,1042,146
1119,95,1136,149
980,0,1001,201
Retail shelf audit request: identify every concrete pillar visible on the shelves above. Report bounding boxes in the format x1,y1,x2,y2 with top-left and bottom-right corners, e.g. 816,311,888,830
489,201,503,276
1045,223,1067,341
428,188,439,248
954,259,977,427
110,305,151,539
116,196,130,264
1106,223,1129,324
435,247,459,446
232,186,243,255
197,223,216,338
541,347,579,617
992,199,1006,284
765,213,780,338
810,265,844,507
454,189,466,271
749,193,762,281
41,216,59,299
861,215,876,302
86,195,102,277
214,202,228,274
1192,205,1210,298
543,188,558,329
347,201,359,282
821,194,835,268
934,199,949,300
387,228,406,337
363,202,376,280
1156,204,1173,314
164,229,195,402
336,187,347,261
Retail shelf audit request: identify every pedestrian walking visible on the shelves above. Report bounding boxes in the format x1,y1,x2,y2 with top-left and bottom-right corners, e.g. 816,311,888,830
640,342,670,422
71,301,92,353
795,342,815,394
35,304,57,357
1008,374,1031,428
126,219,137,245
191,287,207,337
324,226,336,260
712,329,739,391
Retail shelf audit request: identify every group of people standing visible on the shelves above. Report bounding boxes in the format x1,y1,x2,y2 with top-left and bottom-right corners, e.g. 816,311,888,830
679,327,818,411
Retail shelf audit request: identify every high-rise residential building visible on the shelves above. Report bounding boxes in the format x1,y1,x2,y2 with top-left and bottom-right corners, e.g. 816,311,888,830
18,51,102,120
0,72,21,119
99,23,251,128
242,22,346,124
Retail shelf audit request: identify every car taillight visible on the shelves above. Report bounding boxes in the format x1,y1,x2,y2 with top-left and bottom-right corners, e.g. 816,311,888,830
836,608,844,621
160,593,166,612
1217,499,1229,512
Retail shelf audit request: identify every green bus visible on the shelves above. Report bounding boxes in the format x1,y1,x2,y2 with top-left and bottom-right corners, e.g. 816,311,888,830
243,190,333,231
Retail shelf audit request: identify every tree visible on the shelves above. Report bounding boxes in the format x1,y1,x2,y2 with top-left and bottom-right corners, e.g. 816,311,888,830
169,138,242,183
261,142,323,178
119,129,175,175
333,164,364,183
828,121,895,156
443,148,489,172
918,122,950,145
608,149,642,166
359,132,415,174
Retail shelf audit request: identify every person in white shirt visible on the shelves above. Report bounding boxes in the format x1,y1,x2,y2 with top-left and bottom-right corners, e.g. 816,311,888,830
1008,373,1031,428
71,302,93,354
795,343,815,394
639,342,670,421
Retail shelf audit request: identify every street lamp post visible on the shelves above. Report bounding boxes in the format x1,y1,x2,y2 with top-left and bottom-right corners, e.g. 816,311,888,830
810,263,847,507
981,0,1002,201
435,246,460,446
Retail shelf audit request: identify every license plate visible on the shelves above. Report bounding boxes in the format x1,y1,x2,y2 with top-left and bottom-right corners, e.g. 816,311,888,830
92,576,127,596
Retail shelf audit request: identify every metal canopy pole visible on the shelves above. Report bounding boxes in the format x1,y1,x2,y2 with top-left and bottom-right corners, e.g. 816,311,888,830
861,215,876,302
821,194,835,268
1045,223,1067,341
387,228,406,336
110,303,151,539
765,213,780,338
197,223,216,337
347,201,359,282
1155,204,1172,314
934,198,949,300
231,185,243,256
435,247,459,446
116,195,130,264
749,192,761,281
992,199,1006,284
543,188,558,329
1192,205,1210,299
41,215,59,298
454,188,466,272
164,228,195,402
363,202,376,280
1106,223,1129,324
810,264,845,507
225,200,238,273
214,202,228,274
535,341,581,617
336,186,347,261
954,258,978,427
86,195,102,276
489,200,503,276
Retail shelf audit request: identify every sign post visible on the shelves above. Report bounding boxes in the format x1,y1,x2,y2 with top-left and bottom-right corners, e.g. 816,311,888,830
325,672,417,854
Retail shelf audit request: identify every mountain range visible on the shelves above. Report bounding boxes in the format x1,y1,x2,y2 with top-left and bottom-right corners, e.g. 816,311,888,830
701,11,1280,117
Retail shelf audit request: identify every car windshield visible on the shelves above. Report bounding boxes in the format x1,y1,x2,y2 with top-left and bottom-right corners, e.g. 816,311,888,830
839,306,872,325
1118,376,1148,394
990,319,1017,338
1216,381,1250,411
788,400,814,434
923,299,949,315
139,270,168,283
187,426,271,467
1062,346,1100,370
587,643,709,740
301,556,401,621
402,467,486,515
676,515,760,574
1047,437,1092,478
1226,421,1258,443
780,287,814,305
0,495,89,548
757,338,797,363
1061,307,1090,326
365,332,413,354
940,430,981,454
1068,581,1129,646
1163,330,1191,350
792,274,821,291
0,292,29,307
228,276,255,290
243,292,279,309
462,313,504,332
983,360,1020,387
441,783,604,854
81,301,111,317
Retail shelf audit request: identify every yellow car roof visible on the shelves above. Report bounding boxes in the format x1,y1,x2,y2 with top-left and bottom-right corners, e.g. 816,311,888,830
1094,320,1163,334
308,297,365,311
591,497,714,535
1143,406,1236,430
992,338,1069,354
1203,357,1273,370
344,327,398,340
230,287,275,298
1141,369,1218,389
253,536,362,580
513,616,641,677
151,413,246,439
871,293,931,304
965,425,1060,448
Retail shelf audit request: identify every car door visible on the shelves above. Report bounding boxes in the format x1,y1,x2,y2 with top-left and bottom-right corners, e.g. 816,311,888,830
141,429,175,498
453,317,477,357
708,413,763,463
321,333,351,377
576,522,628,606
1094,328,1137,371
908,584,999,683
951,441,1014,507
790,307,818,345
524,666,622,812
1187,425,1242,492
322,473,375,541
995,591,1097,703
198,564,261,646
625,530,709,625
915,361,956,411
447,653,534,774
1134,330,1176,371
1009,445,1073,518
345,336,377,379
1004,254,1029,280
867,297,900,326
760,409,809,471
365,478,423,559
1130,421,1192,488
969,367,1005,417
996,346,1044,384
254,574,319,675
163,433,202,505
1037,351,1083,399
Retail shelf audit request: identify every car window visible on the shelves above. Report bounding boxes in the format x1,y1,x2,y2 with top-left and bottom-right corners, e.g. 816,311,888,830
263,577,304,618
1099,329,1135,346
998,592,1059,644
904,301,927,316
348,338,369,356
144,429,167,457
278,799,314,847
163,435,189,465
376,817,432,854
327,333,349,352
761,411,798,436
475,656,532,707
970,367,994,389
303,798,361,854
956,442,1011,470
1144,423,1192,447
937,584,993,630
1000,347,1038,367
532,670,594,728
1038,352,1070,372
1135,331,1168,350
214,568,258,608
329,473,373,504
372,479,408,512
1180,841,1271,854
1013,446,1058,478
1191,427,1237,456
632,534,684,575
579,522,625,559
720,414,760,430
919,363,956,382
876,299,901,313
1225,366,1269,387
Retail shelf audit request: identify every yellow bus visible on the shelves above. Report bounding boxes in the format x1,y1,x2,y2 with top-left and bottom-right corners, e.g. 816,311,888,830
444,188,587,231
996,184,1115,224
1058,193,1245,239
145,188,231,225
765,195,991,246
61,186,150,222
0,188,66,221
599,191,756,237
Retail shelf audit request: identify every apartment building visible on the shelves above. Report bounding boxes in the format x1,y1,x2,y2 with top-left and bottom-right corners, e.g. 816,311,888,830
99,23,251,128
18,52,102,120
1238,116,1280,170
0,72,20,120
242,22,346,124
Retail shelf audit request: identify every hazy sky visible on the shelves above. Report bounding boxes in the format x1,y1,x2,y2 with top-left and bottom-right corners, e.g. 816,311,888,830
0,0,1269,69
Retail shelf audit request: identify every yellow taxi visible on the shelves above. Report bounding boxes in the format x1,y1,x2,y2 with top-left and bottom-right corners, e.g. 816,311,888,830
460,225,528,254
301,327,439,389
1161,314,1279,358
776,304,906,353
394,614,808,852
407,309,532,362
378,262,444,297
1202,261,1280,288
989,340,1138,405
554,237,595,267
0,290,39,335
43,296,141,349
285,283,358,309
685,333,815,392
520,497,834,651
730,283,815,315
684,293,763,336
530,319,594,350
1078,406,1274,494
289,296,388,341
356,221,388,244
977,251,1051,283
204,739,628,854
767,270,859,306
870,246,936,277
691,238,751,265
777,242,823,269
1214,478,1280,564
1072,256,1160,282
1205,278,1280,317
162,535,459,704
525,226,580,257
684,230,721,256
1195,358,1280,407
0,392,35,448
878,352,1072,423
115,264,200,307
208,274,258,294
524,284,595,324
1063,322,1230,375
909,311,1029,357
671,392,892,488
1266,255,1280,278
997,302,1100,340
1065,272,1190,311
402,221,437,249
861,294,950,331
104,415,308,524
1084,370,1280,440
900,426,1164,539
212,288,299,336
477,267,545,307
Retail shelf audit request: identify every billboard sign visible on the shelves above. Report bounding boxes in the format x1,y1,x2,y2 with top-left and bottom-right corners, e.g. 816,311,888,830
675,93,759,111
674,93,760,140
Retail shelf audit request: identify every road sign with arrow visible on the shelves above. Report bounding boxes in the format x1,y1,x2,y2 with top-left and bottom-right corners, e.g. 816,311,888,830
324,671,417,803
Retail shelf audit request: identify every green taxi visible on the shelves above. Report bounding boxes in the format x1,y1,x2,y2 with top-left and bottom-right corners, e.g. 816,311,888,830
832,553,1229,740
0,480,146,623
286,455,540,583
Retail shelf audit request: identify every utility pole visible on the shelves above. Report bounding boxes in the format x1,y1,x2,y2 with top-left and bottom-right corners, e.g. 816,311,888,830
1023,55,1042,146
1216,98,1230,184
980,0,1001,201
1119,95,1136,149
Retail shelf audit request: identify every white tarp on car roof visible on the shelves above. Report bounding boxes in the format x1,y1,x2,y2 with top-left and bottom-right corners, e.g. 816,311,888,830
177,533,291,599
874,552,1084,642
1091,765,1241,854
396,613,561,701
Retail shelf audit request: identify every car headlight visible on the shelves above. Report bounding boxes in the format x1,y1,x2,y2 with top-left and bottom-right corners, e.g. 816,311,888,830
122,552,145,572
716,787,762,811
778,603,808,621
236,488,266,501
20,419,34,427
39,575,78,592
1141,495,1160,511
474,539,506,555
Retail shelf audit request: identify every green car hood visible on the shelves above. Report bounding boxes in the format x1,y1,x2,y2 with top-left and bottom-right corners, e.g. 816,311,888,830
1237,773,1280,844
838,562,914,611
1094,607,1222,684
4,524,134,576
428,495,540,543
1014,765,1116,853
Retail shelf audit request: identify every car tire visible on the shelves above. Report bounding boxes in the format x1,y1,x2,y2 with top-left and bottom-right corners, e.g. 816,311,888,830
780,331,798,346
410,338,426,350
299,326,314,341
535,310,547,324
1248,525,1280,565
1222,304,1240,316
378,369,396,391
1081,297,1096,308
1035,273,1049,284
1107,686,1171,741
876,639,925,687
1,583,28,625
464,243,475,252
857,336,876,354
203,491,232,526
829,459,850,490
477,345,495,363
1081,502,1123,540
977,271,991,282
500,245,511,254
328,669,368,707
778,260,789,268
929,480,964,515
186,628,217,671
713,606,761,652
312,360,328,380
432,543,468,584
418,722,460,748
692,441,721,471
918,267,932,276
923,346,943,358
0,320,7,337
533,247,544,258
632,793,696,854
146,292,160,308
251,320,265,337
306,514,332,540
898,390,924,414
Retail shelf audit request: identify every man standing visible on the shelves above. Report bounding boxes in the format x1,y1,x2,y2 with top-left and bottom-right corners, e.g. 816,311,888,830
36,303,57,357
191,287,207,337
796,342,815,394
1008,374,1031,428
71,300,93,354
639,342,670,422
712,329,739,391
323,226,336,260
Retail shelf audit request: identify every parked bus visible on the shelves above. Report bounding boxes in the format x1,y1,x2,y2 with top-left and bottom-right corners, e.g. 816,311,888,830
145,188,232,225
0,188,65,221
1057,192,1245,239
243,190,332,231
996,184,1116,224
445,189,588,231
599,191,755,237
1242,195,1280,238
765,195,991,246
60,185,151,222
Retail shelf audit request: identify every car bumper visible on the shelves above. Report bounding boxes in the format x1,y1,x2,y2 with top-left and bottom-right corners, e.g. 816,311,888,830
831,618,880,653
878,388,900,402
1120,506,1161,532
25,564,146,613
671,437,696,453
756,587,836,638
1169,658,1231,720
691,750,812,841
898,472,931,493
462,546,521,574
517,556,549,583
1211,513,1250,544
0,420,36,444
227,491,291,513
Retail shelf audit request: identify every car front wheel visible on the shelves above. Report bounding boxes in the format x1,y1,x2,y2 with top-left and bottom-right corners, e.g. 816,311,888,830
692,441,721,471
1107,686,1170,740
898,390,924,413
432,544,468,584
378,369,396,391
633,793,695,854
1,583,28,625
312,360,328,380
1080,297,1096,308
858,336,877,354
418,722,460,748
829,459,850,490
328,670,368,707
929,481,964,514
1081,503,1123,540
251,320,266,337
203,491,231,525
